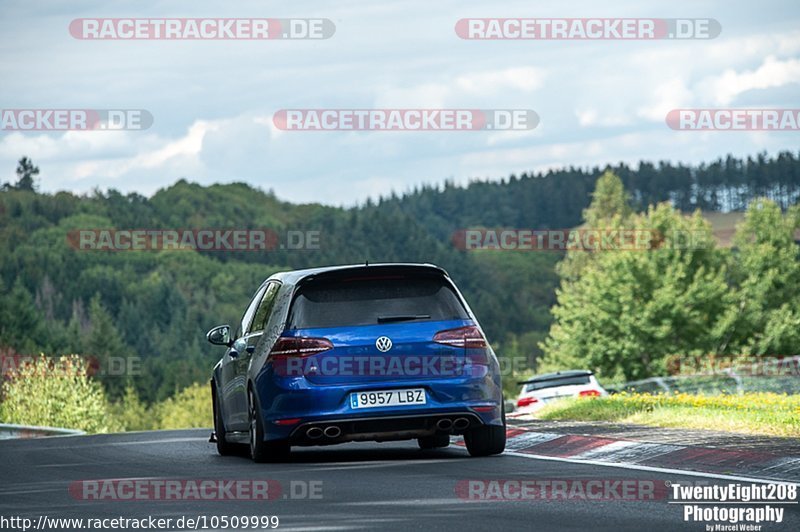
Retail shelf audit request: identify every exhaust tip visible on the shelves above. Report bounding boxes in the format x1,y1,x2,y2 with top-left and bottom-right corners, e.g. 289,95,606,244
453,417,470,431
436,418,453,431
323,426,341,438
306,427,323,439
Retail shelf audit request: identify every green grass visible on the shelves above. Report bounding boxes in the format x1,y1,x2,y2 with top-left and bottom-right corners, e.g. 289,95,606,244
537,392,800,437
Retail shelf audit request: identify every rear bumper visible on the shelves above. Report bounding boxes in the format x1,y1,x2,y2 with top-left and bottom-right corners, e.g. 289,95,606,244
253,360,504,443
288,411,484,445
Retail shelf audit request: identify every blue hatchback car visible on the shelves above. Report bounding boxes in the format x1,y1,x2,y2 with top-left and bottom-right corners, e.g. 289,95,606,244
207,263,506,462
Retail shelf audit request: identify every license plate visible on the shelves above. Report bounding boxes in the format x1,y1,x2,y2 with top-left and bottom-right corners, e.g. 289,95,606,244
350,389,426,409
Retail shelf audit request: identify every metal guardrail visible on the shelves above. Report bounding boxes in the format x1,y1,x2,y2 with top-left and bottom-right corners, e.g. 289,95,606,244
0,423,85,439
504,399,516,414
608,355,800,395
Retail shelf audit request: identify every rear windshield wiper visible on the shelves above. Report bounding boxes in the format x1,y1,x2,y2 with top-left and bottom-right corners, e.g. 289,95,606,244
377,314,431,323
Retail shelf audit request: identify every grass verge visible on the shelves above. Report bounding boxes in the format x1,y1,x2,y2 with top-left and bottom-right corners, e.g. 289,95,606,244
537,392,800,438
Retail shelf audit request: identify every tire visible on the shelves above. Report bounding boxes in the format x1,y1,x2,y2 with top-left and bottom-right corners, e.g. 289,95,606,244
212,386,240,456
248,389,290,463
464,404,506,457
418,433,450,449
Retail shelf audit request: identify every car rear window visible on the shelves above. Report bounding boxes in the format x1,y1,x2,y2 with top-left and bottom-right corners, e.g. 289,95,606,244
288,276,469,329
524,374,591,392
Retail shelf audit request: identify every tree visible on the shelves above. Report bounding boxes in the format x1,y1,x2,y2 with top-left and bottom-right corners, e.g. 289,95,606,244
109,385,155,431
83,294,130,400
0,279,46,354
14,156,39,191
154,382,212,429
541,200,730,382
0,355,120,433
582,170,633,227
1,153,800,399
557,171,633,281
715,199,800,354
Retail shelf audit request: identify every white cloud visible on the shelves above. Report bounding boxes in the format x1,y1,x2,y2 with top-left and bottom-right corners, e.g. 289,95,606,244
637,78,694,121
700,56,800,105
375,66,546,109
374,82,451,108
455,66,545,94
1,0,799,204
575,108,632,127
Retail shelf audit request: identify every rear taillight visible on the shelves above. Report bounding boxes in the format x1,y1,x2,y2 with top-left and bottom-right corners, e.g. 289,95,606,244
270,337,333,358
579,389,601,397
517,396,539,407
273,418,302,426
433,325,487,348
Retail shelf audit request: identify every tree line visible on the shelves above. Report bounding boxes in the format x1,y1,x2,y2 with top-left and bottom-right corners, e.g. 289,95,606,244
1,151,798,402
541,172,800,382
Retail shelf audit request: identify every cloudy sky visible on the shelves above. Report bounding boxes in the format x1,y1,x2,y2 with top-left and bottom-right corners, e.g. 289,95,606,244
1,0,799,205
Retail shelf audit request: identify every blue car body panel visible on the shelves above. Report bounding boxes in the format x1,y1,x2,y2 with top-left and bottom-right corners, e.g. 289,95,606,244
211,263,504,446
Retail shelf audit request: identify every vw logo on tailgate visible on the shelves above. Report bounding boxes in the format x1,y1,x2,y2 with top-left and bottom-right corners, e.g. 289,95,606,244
375,336,393,352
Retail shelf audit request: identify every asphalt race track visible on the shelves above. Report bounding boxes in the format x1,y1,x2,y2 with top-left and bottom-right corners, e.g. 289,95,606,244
1,429,798,531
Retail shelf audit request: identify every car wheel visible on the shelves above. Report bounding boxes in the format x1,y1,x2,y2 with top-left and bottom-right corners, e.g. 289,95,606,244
418,433,450,449
464,404,506,457
212,386,241,456
248,389,290,463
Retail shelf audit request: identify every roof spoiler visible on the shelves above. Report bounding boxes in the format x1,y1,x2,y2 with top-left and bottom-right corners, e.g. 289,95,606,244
517,370,593,386
298,264,449,285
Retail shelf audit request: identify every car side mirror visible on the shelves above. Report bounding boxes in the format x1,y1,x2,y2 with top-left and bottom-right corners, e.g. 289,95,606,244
206,325,231,346
229,337,249,358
